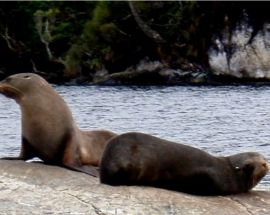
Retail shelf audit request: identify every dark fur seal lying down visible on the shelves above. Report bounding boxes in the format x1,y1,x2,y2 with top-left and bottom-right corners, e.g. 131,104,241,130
0,73,116,176
100,132,269,195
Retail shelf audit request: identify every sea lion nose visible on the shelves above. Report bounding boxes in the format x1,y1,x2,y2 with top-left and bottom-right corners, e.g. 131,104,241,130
0,81,8,91
0,77,9,84
0,77,12,90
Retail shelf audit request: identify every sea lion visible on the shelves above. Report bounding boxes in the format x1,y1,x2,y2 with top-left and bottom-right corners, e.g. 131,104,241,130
0,73,116,176
100,132,269,195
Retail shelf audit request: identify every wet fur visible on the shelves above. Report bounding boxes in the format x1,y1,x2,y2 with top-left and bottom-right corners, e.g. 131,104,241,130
0,73,116,176
100,132,269,195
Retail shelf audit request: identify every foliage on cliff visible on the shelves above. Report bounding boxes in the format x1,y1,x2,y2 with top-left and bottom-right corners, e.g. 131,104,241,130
0,1,269,83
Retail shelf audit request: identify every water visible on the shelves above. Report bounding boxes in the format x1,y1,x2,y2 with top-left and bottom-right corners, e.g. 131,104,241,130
1,85,270,187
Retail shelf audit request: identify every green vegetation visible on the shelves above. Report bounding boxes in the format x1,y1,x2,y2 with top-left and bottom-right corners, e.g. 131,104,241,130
65,2,116,78
0,1,269,84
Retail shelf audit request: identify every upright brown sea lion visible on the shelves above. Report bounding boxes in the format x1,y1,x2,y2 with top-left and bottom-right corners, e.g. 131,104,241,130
0,73,116,176
100,132,269,195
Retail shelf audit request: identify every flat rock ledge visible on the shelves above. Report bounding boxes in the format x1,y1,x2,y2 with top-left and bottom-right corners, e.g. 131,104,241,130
0,160,270,215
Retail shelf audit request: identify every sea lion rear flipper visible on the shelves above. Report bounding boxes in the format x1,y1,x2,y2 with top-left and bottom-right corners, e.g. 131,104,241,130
64,164,99,177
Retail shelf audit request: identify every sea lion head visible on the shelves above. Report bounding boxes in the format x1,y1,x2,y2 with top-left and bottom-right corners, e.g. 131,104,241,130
0,73,49,101
229,152,269,191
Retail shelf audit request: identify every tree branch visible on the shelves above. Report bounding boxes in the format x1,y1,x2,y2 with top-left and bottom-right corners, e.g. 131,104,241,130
128,1,165,44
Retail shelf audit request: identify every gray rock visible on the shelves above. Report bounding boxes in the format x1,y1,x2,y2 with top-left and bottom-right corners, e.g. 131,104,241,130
0,160,269,215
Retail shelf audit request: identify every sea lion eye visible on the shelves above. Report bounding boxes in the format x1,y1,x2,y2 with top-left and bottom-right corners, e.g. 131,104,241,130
23,75,31,79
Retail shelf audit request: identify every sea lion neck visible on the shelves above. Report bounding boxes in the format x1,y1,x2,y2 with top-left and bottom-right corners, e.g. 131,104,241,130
20,84,75,122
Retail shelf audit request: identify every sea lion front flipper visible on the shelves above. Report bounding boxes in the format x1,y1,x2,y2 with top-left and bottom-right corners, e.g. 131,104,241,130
63,164,99,177
1,137,36,160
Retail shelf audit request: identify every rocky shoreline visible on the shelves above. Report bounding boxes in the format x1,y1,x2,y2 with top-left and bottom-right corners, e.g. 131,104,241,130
64,59,270,86
3,58,270,86
1,160,270,215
